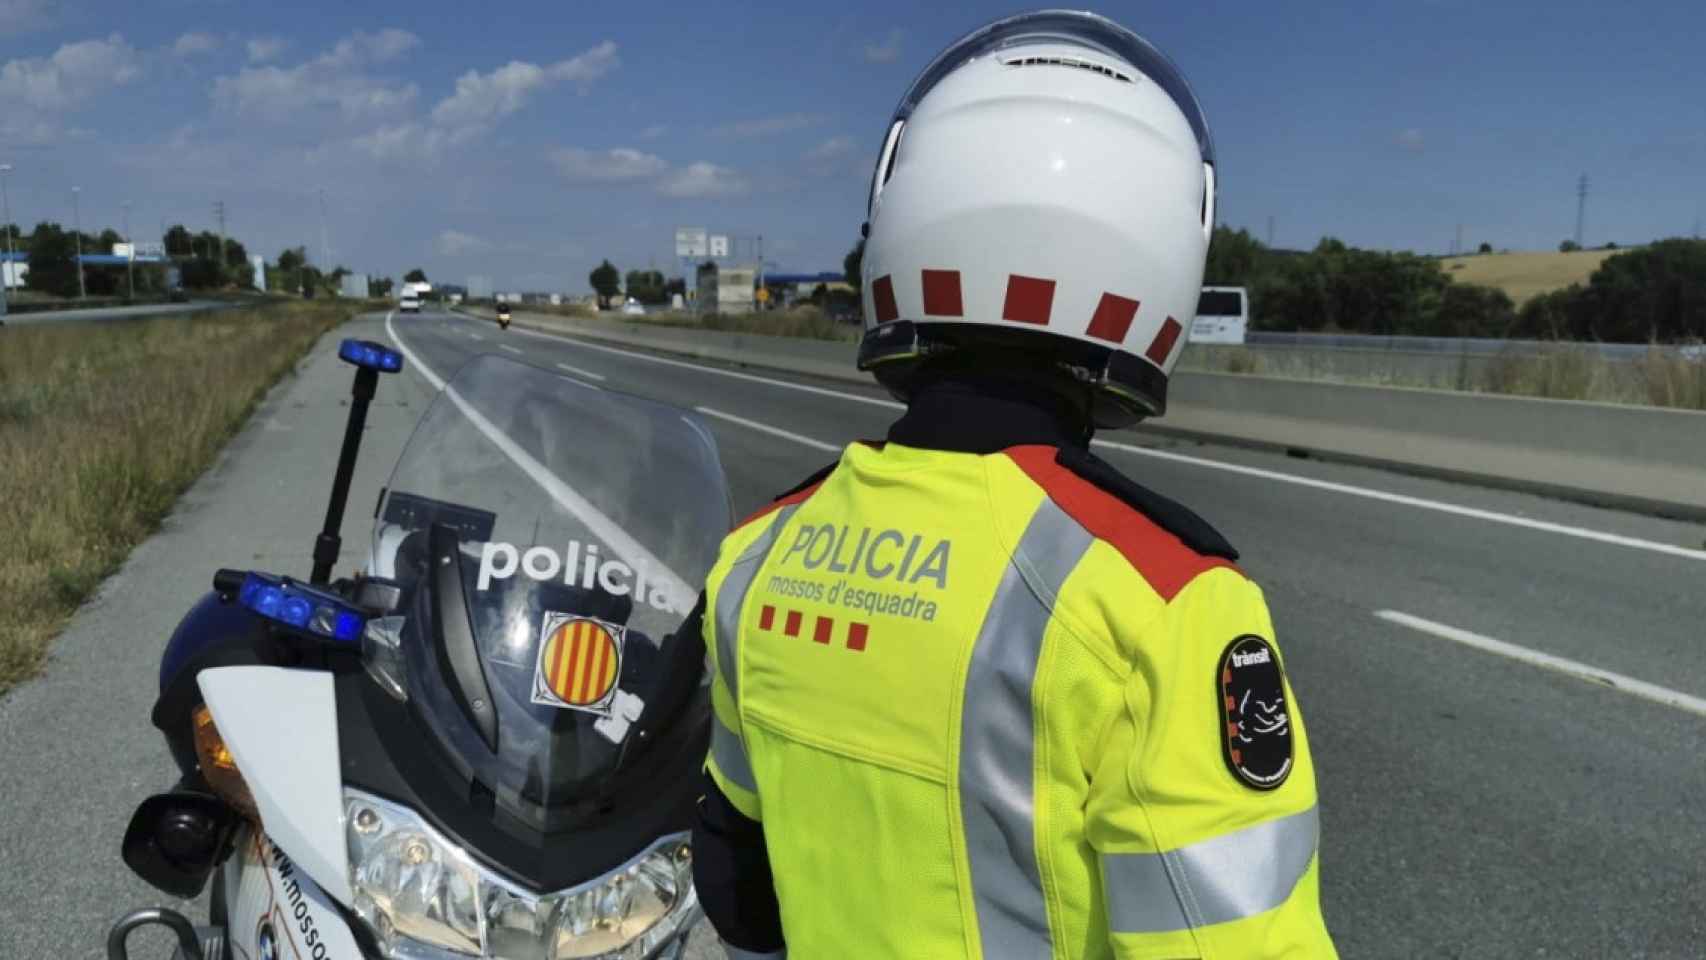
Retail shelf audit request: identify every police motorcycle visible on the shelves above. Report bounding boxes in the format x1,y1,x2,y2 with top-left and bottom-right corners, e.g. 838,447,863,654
110,340,731,960
495,303,512,330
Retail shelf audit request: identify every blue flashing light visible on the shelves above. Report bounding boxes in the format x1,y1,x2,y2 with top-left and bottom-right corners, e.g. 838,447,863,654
238,572,368,644
333,612,365,643
338,338,404,374
279,596,313,628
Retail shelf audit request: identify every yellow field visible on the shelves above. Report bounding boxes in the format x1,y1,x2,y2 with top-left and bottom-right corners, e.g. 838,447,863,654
1439,248,1629,305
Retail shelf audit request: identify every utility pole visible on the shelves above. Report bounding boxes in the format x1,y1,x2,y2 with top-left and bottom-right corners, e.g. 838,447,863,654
122,201,134,301
213,199,227,283
317,188,328,269
0,163,13,307
72,186,85,300
1454,223,1463,257
1575,174,1588,248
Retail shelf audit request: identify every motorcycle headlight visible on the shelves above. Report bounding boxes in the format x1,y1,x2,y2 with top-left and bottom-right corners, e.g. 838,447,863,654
344,790,698,959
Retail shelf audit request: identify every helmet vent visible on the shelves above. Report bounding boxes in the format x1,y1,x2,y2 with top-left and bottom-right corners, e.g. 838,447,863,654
1001,54,1132,83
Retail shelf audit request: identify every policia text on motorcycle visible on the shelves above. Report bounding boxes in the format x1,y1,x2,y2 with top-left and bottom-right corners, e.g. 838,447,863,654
685,10,1338,960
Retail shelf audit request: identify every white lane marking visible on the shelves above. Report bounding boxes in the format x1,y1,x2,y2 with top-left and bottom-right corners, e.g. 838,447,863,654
478,319,1706,565
1375,610,1706,719
695,406,842,454
1093,439,1706,563
556,362,607,382
508,327,904,410
383,313,694,609
499,344,523,355
468,332,484,341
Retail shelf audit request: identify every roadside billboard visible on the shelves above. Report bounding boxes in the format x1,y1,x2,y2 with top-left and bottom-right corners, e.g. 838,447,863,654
675,227,708,258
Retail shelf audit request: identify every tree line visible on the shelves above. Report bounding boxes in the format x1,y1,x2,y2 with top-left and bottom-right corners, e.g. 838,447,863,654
1206,228,1706,343
587,260,685,308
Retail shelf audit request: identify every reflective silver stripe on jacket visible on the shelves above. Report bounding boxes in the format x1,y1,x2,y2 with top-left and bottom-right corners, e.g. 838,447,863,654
721,943,786,960
711,710,757,794
960,499,1093,958
1102,804,1319,934
714,504,800,705
710,504,798,794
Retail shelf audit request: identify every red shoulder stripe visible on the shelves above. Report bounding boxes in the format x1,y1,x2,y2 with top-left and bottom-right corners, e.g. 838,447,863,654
1002,445,1238,602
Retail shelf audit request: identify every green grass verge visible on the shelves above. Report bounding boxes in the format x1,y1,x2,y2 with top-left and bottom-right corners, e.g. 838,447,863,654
0,301,355,694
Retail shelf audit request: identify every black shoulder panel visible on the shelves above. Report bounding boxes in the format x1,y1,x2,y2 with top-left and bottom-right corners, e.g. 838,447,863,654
1056,445,1240,562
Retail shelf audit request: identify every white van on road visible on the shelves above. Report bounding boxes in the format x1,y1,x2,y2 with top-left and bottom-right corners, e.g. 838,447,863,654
399,293,422,313
1192,286,1248,344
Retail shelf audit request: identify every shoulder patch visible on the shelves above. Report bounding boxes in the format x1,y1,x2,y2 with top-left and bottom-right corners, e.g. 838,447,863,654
1218,635,1293,791
1002,444,1238,601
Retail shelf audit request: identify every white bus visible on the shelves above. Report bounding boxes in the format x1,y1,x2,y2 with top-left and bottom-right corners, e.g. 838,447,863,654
1192,286,1248,344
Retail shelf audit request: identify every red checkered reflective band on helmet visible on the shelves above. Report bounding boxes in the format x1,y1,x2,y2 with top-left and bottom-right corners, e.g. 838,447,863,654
921,269,964,317
873,275,899,324
1002,274,1055,326
1145,316,1184,365
1086,293,1140,344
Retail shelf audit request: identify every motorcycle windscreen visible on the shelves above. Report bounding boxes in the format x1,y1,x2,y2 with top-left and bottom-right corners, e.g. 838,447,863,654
371,354,731,825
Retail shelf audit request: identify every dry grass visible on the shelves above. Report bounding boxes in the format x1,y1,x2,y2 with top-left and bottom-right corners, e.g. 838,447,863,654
1438,249,1629,306
1184,341,1706,409
0,301,353,693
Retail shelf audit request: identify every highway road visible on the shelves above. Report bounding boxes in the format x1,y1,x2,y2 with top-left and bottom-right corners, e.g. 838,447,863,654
3,307,1704,958
0,299,228,326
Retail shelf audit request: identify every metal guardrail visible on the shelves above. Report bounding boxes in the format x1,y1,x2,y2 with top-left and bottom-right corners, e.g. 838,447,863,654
1245,331,1699,360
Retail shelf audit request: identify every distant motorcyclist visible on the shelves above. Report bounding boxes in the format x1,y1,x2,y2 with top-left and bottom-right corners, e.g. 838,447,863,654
689,10,1337,958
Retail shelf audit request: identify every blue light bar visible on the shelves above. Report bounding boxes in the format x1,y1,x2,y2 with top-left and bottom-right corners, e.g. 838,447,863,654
338,338,404,374
238,572,369,644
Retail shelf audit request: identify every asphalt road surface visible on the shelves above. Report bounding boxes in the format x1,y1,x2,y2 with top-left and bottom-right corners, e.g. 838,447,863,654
4,307,1704,958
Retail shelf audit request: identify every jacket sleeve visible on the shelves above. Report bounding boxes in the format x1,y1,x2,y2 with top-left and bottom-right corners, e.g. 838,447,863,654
1085,567,1337,959
693,771,786,956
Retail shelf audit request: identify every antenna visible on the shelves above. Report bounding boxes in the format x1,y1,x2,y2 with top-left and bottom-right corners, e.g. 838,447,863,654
1575,174,1588,247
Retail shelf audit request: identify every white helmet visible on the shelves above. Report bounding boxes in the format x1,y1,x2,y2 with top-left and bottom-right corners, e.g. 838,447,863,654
857,10,1216,427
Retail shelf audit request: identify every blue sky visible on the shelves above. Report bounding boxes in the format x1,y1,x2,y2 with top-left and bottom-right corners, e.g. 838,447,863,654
1,0,1702,293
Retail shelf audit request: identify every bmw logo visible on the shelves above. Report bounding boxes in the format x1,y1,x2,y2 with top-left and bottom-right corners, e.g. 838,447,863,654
257,921,278,960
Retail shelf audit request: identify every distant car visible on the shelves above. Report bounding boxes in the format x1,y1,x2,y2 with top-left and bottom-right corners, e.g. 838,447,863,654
399,294,422,313
621,301,645,316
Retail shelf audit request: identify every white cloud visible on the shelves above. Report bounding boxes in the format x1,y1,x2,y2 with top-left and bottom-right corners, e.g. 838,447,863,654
714,112,822,138
551,147,668,183
864,28,903,64
430,41,619,134
172,32,220,57
805,135,854,161
804,135,858,177
351,122,449,162
657,162,749,199
0,33,142,112
1395,128,1425,153
246,36,286,63
213,29,421,119
437,229,493,255
640,123,668,139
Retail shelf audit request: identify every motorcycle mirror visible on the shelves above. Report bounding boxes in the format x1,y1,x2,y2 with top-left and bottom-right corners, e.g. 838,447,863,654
120,789,241,899
310,339,405,586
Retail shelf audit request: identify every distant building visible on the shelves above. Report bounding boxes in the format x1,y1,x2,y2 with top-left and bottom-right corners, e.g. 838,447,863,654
696,261,756,314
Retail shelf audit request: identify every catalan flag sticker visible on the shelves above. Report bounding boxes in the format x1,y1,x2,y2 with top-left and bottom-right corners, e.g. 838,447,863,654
532,612,624,715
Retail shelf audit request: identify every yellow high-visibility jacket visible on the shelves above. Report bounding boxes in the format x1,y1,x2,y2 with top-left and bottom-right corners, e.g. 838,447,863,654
704,440,1336,959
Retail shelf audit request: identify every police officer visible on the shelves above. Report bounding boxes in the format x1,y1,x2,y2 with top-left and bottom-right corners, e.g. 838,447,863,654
691,11,1337,958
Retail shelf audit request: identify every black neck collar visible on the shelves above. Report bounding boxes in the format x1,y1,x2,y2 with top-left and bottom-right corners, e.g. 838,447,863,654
886,376,1092,455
